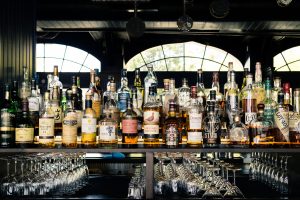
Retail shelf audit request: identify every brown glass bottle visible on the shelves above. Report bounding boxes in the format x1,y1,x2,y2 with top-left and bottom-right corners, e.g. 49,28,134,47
122,98,138,144
163,100,180,147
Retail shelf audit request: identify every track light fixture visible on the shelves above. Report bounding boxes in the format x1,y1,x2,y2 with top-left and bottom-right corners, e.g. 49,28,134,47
276,0,293,7
209,0,230,19
126,1,145,38
177,0,193,32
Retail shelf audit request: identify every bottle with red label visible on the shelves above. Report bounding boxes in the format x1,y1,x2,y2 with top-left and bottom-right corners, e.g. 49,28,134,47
122,98,138,144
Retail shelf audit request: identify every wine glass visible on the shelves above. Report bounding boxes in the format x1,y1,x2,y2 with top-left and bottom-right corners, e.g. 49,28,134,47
223,166,245,199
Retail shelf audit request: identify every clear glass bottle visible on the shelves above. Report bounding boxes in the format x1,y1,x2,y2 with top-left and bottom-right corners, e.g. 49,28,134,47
229,114,249,147
81,93,97,147
226,71,239,125
47,74,53,91
144,65,158,104
20,66,31,99
187,86,204,146
178,78,190,113
161,79,170,116
1,84,16,147
203,101,220,148
224,62,234,99
290,88,300,144
196,69,206,106
102,75,112,112
15,99,34,148
271,76,282,103
98,111,118,145
241,74,257,125
283,82,293,111
87,69,102,119
39,91,55,147
132,88,144,142
34,72,43,114
117,69,131,113
94,69,103,97
11,81,22,118
211,72,223,103
263,78,276,128
163,100,180,147
62,90,78,148
253,62,266,105
143,86,160,144
28,80,40,139
134,68,144,110
49,65,63,100
50,86,63,141
122,98,138,144
164,78,178,116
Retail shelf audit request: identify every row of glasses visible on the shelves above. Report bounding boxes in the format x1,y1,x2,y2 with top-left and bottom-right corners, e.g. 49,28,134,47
248,152,291,196
127,164,146,199
0,152,89,197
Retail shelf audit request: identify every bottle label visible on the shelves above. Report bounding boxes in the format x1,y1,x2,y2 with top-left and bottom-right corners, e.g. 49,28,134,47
136,88,144,109
39,118,55,137
187,131,203,143
179,92,190,108
15,128,34,142
144,125,159,135
228,94,238,111
264,106,275,122
274,110,289,142
143,111,159,124
118,93,130,112
82,118,97,133
62,113,78,144
76,110,82,127
245,112,257,125
51,106,62,123
166,127,178,146
122,119,138,134
289,112,300,131
28,97,39,112
92,100,101,118
99,125,116,141
1,110,15,128
189,113,202,129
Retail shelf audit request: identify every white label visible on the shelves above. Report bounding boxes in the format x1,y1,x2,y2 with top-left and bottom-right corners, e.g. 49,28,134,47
189,113,202,129
51,106,62,123
179,92,190,108
99,125,116,141
144,124,159,135
15,128,34,142
39,118,55,137
82,118,97,133
289,111,300,130
187,132,202,143
143,111,159,124
275,111,289,142
166,127,178,146
245,112,257,125
28,97,39,112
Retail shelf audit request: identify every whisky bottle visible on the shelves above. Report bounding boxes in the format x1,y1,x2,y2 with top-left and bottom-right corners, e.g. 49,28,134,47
196,69,206,106
187,86,204,146
0,84,16,147
98,111,118,145
229,114,249,147
163,78,178,116
87,69,102,119
144,65,158,104
271,77,282,103
77,76,83,110
224,62,234,99
143,86,160,144
62,91,78,148
50,86,62,141
15,99,34,147
290,88,300,144
72,85,83,136
102,75,113,112
122,98,138,144
28,80,40,140
264,78,276,125
117,69,131,113
163,100,180,147
81,93,97,147
253,62,265,105
49,65,63,100
203,101,220,148
132,88,143,142
39,91,55,147
134,68,144,110
11,81,22,119
178,78,190,113
241,74,257,125
226,71,239,125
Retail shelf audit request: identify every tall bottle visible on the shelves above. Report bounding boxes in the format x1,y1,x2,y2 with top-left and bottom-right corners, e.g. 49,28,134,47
0,84,16,147
20,66,31,99
271,77,282,104
72,85,83,136
117,69,131,113
28,80,40,139
290,88,300,144
263,78,276,127
122,98,138,144
161,79,170,116
102,75,112,112
81,93,97,147
187,86,204,146
15,99,34,147
11,81,22,119
50,86,62,141
94,69,103,96
224,62,234,98
132,88,143,142
144,65,158,104
253,62,265,105
178,78,191,113
39,91,55,147
163,100,180,147
87,69,102,119
241,74,257,125
283,82,293,111
143,86,160,144
62,90,78,148
226,71,239,125
77,76,83,110
203,101,220,147
196,69,206,106
211,72,223,102
49,65,63,100
34,73,43,113
164,78,178,115
134,68,144,110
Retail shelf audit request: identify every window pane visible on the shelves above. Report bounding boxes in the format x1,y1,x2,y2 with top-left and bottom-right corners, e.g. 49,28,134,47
148,60,167,71
61,60,82,72
288,61,300,71
223,55,243,71
220,65,229,72
83,54,101,71
274,54,286,69
141,46,164,63
80,66,90,72
185,58,203,71
65,46,88,65
281,46,300,63
45,58,62,72
36,58,45,72
205,46,227,64
126,53,145,71
202,60,221,71
185,41,205,58
36,44,44,57
277,66,290,72
140,65,148,71
162,43,183,58
45,44,66,59
166,58,184,71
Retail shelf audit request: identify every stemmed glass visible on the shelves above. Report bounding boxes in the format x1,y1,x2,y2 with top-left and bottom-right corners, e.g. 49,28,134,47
201,166,223,199
223,166,245,199
279,155,291,196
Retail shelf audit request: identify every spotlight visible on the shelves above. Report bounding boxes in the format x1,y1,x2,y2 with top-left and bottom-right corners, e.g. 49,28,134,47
209,0,230,19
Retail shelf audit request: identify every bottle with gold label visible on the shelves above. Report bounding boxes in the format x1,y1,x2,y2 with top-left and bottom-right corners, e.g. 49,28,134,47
15,99,34,148
253,62,266,105
122,98,138,145
39,91,55,147
87,69,102,120
81,93,97,147
62,92,78,148
50,86,62,141
49,65,63,100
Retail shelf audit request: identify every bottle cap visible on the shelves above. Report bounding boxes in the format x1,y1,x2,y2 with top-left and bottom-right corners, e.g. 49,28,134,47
283,82,290,93
257,103,265,111
12,80,18,89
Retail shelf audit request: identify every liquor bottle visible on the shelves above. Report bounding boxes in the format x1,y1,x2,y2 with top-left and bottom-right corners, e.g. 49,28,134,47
34,73,43,113
87,69,102,119
72,85,83,136
77,76,83,110
178,78,190,113
241,74,257,125
95,69,103,95
102,75,112,112
224,62,234,99
62,90,78,148
264,78,276,125
144,65,158,104
20,66,31,99
163,100,180,147
28,80,40,139
187,86,204,146
211,72,223,103
203,101,220,148
253,62,266,105
249,103,274,147
271,77,282,103
163,78,178,116
104,85,120,124
143,86,160,144
290,88,300,144
117,69,131,114
49,65,63,100
122,98,138,144
66,76,77,97
220,100,230,147
132,88,143,142
229,114,249,147
15,99,34,147
274,92,290,145
11,81,22,119
61,90,67,114
161,79,170,116
226,71,239,125
283,82,293,111
50,86,62,141
98,110,118,145
134,68,144,110
196,69,206,106
0,84,16,147
39,91,55,147
81,93,97,147
241,68,250,92
47,74,53,91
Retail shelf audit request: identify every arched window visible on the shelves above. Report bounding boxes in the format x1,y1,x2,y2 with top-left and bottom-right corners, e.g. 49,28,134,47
274,46,300,71
125,41,243,72
36,43,101,72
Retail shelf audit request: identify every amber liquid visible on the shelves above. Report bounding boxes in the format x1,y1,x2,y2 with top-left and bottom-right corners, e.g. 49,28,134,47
289,130,300,147
143,107,160,144
273,127,290,147
241,99,257,125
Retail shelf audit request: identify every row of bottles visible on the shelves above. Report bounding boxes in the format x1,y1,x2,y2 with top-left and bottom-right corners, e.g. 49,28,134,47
1,62,300,148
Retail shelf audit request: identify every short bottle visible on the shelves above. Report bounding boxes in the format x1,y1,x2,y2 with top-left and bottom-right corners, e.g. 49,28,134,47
15,99,34,147
163,100,180,147
229,114,249,147
98,111,118,145
178,78,191,113
122,98,138,144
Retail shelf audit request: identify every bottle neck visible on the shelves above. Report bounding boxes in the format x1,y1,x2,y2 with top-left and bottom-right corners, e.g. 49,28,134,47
85,99,92,109
5,91,10,100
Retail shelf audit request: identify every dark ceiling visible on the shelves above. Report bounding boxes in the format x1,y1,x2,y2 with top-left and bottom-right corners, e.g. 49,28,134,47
36,0,300,40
